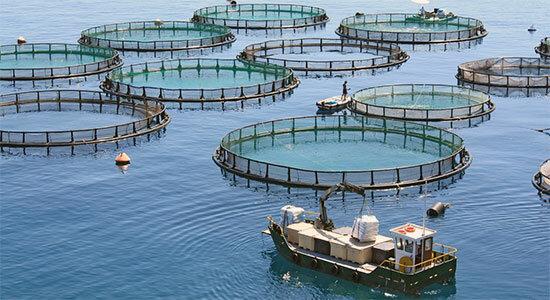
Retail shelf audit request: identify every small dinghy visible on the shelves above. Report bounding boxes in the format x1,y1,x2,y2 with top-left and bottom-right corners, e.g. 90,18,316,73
316,95,351,111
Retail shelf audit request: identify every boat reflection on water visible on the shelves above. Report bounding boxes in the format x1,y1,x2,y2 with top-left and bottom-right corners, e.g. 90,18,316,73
264,249,457,298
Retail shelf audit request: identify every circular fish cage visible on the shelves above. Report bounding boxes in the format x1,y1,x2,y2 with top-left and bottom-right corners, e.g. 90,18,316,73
350,84,495,126
192,4,329,30
336,13,487,49
79,21,236,55
533,159,550,197
535,37,550,60
456,57,550,97
0,90,170,155
239,38,409,75
213,115,471,190
101,58,299,110
0,43,122,82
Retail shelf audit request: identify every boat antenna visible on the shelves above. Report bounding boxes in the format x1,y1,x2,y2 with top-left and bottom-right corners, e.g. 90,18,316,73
421,180,428,236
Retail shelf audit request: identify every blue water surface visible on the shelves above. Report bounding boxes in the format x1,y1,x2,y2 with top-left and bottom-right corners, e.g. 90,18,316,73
1,0,549,299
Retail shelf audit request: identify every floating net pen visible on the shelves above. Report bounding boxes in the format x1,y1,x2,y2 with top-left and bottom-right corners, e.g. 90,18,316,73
213,115,471,190
350,84,495,127
0,90,170,155
239,38,409,75
456,57,550,97
101,58,299,110
336,13,487,49
79,21,235,54
0,43,121,82
192,4,328,30
535,37,550,60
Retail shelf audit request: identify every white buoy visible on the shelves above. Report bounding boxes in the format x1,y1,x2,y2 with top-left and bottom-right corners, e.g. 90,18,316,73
17,36,27,45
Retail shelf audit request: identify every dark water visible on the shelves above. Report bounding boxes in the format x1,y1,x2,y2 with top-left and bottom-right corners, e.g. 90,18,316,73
1,0,549,299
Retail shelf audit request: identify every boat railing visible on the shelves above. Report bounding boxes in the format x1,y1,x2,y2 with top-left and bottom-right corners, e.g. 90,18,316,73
380,243,457,275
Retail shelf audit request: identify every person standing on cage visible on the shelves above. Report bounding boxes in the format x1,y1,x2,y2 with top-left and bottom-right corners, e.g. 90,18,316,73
341,81,348,101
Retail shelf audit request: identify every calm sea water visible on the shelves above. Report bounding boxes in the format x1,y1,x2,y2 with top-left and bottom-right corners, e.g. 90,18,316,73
1,0,549,299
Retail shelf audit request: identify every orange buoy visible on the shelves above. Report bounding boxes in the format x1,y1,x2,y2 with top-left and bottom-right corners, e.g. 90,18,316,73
17,36,27,45
405,226,415,233
398,229,407,234
115,152,131,165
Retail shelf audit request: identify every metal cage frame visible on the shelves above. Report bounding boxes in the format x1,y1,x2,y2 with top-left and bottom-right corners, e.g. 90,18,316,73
349,84,495,123
0,43,122,81
101,58,300,110
79,21,236,52
213,115,471,190
336,13,487,45
0,90,170,154
239,38,409,74
192,4,329,30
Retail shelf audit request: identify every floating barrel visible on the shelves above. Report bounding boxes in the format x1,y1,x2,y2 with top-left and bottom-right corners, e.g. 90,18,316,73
427,202,449,217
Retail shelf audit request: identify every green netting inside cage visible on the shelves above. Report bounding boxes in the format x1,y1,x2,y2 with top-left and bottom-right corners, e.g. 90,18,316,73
79,21,235,52
101,58,299,108
213,115,470,189
0,43,121,81
192,4,328,30
240,38,409,73
457,57,550,97
336,13,486,45
350,84,494,122
0,90,170,155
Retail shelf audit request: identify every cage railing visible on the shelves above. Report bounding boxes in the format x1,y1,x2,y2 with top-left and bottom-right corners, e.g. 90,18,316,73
457,57,550,88
0,90,170,149
213,115,470,189
240,38,409,72
192,4,329,29
336,13,486,44
0,43,122,81
101,58,299,103
79,21,235,52
350,84,495,121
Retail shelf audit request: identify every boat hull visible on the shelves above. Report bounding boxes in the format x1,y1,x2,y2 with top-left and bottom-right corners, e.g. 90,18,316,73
268,223,456,295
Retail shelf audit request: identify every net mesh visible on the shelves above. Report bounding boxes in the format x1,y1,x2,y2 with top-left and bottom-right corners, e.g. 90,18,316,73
79,21,235,52
213,115,470,189
457,57,550,96
0,90,169,153
240,38,409,73
350,84,494,122
337,13,486,45
101,58,299,108
0,43,121,81
192,4,328,29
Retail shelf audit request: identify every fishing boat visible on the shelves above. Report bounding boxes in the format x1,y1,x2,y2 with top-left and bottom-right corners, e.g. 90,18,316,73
264,183,457,294
316,95,351,111
405,8,456,23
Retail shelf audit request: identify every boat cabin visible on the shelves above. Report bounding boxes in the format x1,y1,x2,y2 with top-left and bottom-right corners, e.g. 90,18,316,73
389,223,436,273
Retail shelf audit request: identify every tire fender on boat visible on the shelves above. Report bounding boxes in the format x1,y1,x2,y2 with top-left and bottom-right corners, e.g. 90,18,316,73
331,263,339,274
352,271,360,282
292,252,299,264
311,258,319,269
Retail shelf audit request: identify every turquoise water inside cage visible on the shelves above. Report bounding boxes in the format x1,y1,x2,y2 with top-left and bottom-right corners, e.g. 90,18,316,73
347,21,470,33
117,68,282,89
88,28,220,42
203,10,319,21
270,51,380,60
0,53,105,69
0,111,139,131
230,130,443,171
0,0,549,299
355,93,478,109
